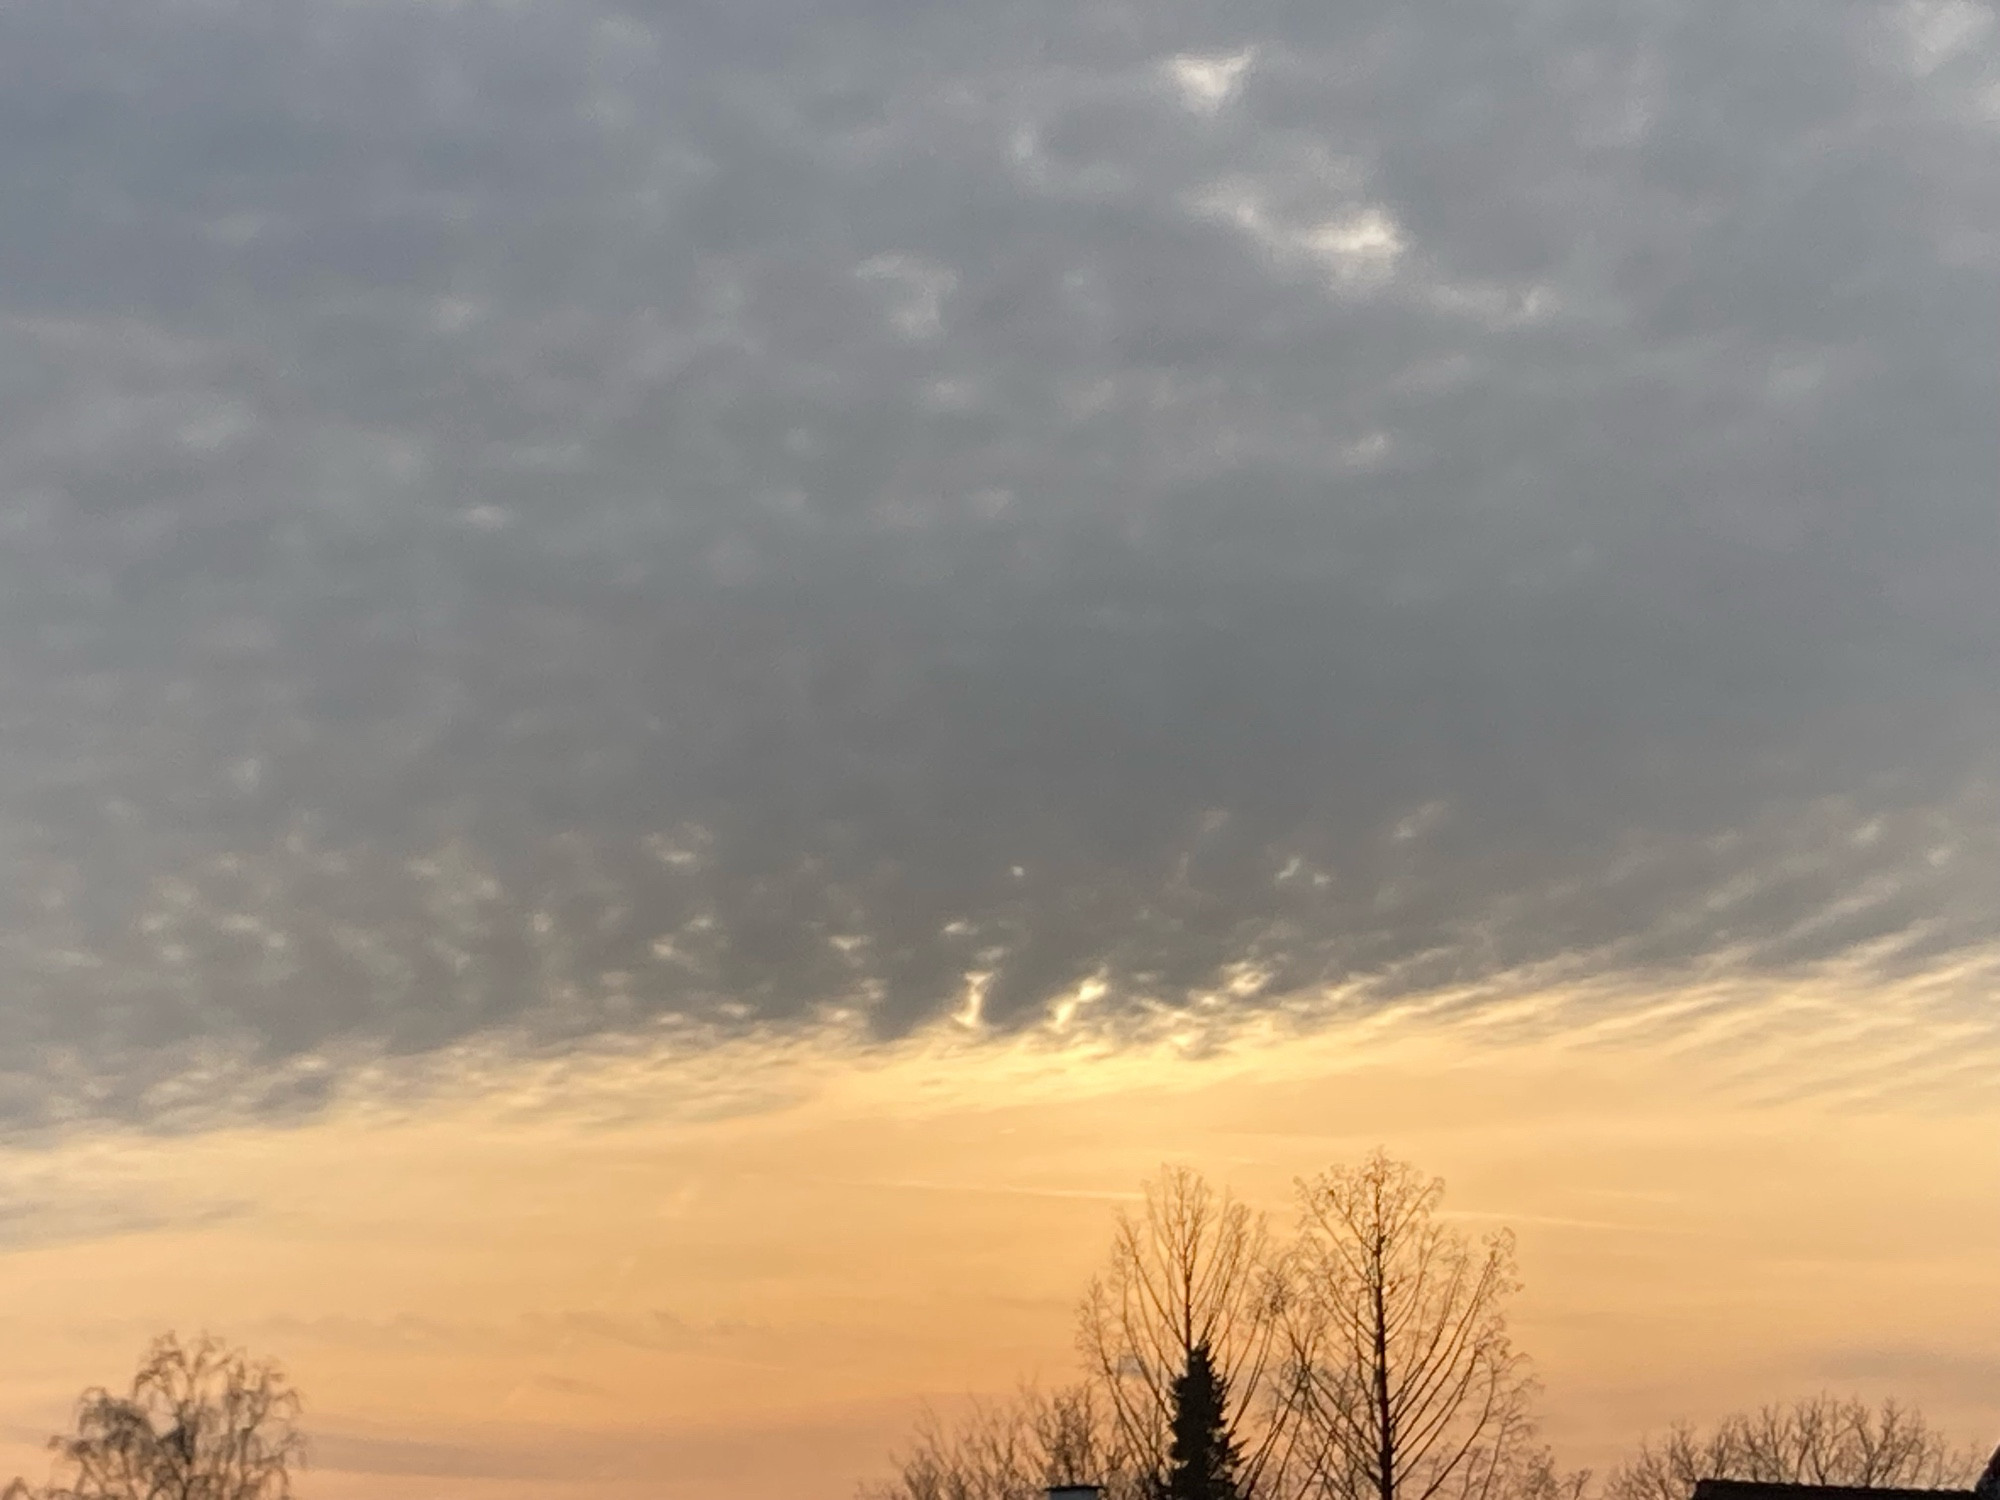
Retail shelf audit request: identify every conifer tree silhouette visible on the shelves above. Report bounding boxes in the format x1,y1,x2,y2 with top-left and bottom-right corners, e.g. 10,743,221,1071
1158,1343,1241,1500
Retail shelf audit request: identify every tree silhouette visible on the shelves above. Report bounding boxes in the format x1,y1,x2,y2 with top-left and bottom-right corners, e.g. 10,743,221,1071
1288,1153,1533,1500
1159,1344,1242,1500
1604,1396,1976,1500
858,1382,1142,1500
33,1333,305,1500
1080,1166,1294,1496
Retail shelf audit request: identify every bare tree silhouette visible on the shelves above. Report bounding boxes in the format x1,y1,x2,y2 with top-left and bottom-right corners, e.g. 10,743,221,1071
858,1383,1141,1500
1079,1166,1297,1497
1604,1396,1977,1500
28,1333,305,1500
1288,1153,1537,1500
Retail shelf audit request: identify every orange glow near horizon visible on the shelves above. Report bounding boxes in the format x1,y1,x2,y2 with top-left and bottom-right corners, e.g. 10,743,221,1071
0,967,1996,1500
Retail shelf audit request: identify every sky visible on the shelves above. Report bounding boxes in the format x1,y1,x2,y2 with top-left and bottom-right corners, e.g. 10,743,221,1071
0,0,1995,1495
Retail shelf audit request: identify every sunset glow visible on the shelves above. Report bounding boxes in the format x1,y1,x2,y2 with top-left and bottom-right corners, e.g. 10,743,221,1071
0,0,1994,1496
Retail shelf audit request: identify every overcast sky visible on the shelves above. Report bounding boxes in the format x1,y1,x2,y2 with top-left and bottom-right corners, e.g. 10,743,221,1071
0,1,1995,1494
0,0,1994,1130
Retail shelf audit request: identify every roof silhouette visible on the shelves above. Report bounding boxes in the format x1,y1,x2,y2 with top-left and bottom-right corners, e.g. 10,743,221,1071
1692,1483,1975,1500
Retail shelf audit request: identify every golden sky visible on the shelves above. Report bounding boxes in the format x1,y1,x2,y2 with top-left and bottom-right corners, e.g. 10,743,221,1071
2,963,1996,1500
1,2,1997,1498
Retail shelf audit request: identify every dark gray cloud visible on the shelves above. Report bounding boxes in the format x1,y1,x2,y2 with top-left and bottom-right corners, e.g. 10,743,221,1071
0,0,1994,1126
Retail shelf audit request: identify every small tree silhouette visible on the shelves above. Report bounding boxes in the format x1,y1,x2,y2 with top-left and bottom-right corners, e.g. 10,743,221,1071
1604,1395,1976,1500
35,1332,305,1500
1160,1344,1241,1500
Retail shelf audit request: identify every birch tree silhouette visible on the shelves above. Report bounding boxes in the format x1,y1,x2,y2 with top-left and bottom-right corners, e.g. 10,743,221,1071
35,1334,305,1500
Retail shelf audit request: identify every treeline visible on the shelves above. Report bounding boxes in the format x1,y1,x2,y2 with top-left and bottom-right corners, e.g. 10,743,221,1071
861,1152,1985,1500
0,1162,1980,1500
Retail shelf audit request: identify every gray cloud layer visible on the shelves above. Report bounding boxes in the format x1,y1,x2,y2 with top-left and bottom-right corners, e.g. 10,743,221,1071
0,0,1994,1125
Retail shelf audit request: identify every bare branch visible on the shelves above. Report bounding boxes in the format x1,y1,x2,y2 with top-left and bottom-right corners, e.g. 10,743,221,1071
1078,1166,1300,1498
29,1334,304,1500
1289,1154,1534,1500
1603,1395,1978,1500
858,1384,1145,1500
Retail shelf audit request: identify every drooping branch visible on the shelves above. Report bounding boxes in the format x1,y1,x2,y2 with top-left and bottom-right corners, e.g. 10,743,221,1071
33,1334,304,1500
